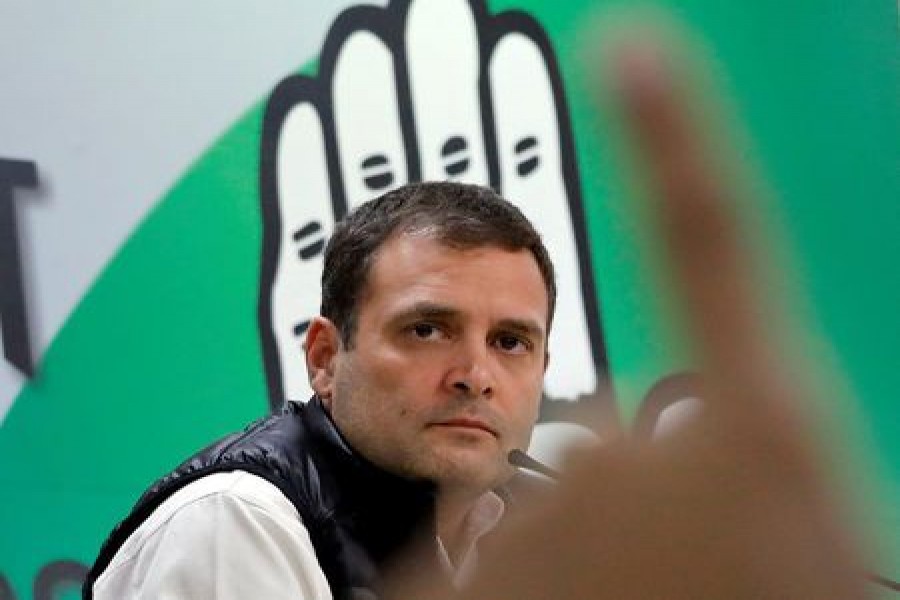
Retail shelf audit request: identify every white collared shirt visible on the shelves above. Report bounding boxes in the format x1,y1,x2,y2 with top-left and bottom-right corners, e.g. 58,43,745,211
435,491,505,588
93,471,503,599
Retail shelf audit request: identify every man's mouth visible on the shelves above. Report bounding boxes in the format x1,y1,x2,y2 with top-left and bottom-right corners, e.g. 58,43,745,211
431,418,498,437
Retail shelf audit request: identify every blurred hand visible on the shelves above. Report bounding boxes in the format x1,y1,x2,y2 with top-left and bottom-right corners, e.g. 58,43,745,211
389,25,868,600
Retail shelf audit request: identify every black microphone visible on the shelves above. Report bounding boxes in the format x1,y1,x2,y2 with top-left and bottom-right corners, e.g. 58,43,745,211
508,449,561,480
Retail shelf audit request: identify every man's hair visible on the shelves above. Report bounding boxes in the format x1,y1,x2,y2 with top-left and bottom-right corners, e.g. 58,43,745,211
321,181,556,347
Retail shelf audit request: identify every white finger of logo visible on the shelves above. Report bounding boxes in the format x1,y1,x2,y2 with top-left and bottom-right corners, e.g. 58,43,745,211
489,33,597,399
272,103,334,401
332,30,410,209
405,0,489,184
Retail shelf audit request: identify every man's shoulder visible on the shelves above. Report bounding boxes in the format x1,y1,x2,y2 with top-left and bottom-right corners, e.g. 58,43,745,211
146,471,301,528
138,401,316,508
93,472,332,599
115,472,304,560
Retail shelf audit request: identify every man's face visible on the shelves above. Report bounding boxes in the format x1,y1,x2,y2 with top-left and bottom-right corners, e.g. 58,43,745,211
312,233,548,495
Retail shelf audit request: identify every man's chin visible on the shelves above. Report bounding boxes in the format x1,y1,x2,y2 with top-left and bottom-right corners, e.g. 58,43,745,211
424,449,511,491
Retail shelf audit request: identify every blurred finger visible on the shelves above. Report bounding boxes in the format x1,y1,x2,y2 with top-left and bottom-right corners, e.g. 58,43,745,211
608,39,793,425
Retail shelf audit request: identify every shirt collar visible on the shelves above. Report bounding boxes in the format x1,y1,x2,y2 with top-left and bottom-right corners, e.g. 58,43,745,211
435,490,506,588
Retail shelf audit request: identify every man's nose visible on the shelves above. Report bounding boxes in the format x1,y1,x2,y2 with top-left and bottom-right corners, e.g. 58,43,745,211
447,341,495,398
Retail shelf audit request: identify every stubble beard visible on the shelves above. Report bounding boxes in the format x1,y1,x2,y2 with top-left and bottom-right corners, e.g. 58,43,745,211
330,357,518,492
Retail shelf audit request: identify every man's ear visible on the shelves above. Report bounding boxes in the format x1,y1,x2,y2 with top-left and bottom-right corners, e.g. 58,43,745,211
305,316,341,404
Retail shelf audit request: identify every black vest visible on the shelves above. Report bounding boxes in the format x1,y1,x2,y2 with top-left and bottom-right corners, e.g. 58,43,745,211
83,397,441,600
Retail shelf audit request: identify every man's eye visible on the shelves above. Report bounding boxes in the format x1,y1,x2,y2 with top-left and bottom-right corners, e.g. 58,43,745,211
412,323,439,339
495,335,530,353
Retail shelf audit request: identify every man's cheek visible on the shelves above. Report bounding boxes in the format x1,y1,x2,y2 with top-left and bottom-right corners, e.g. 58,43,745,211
509,409,540,448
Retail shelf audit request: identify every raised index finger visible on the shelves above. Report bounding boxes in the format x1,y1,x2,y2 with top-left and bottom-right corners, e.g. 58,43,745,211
606,36,798,427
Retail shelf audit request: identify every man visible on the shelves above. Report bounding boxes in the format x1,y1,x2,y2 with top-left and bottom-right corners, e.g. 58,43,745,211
84,181,554,599
85,30,872,600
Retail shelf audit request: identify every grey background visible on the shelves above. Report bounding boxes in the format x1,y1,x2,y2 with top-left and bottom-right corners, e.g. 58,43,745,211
0,0,367,420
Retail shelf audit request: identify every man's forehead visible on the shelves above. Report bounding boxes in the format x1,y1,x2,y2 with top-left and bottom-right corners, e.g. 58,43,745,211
361,250,548,334
367,235,540,285
372,232,538,269
358,232,546,308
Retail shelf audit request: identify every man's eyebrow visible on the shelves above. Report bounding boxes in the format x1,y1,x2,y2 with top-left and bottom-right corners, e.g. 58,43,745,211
390,303,545,339
495,318,546,340
391,302,462,322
